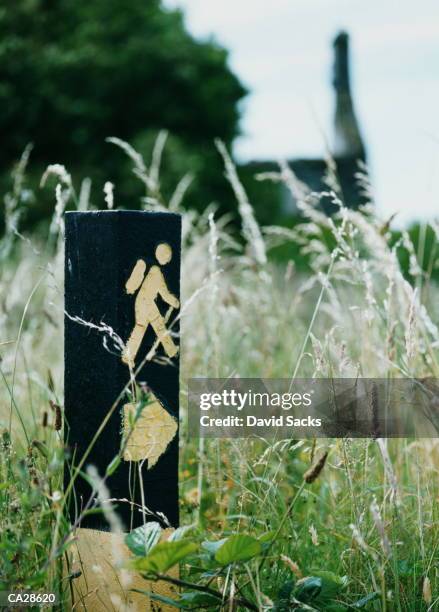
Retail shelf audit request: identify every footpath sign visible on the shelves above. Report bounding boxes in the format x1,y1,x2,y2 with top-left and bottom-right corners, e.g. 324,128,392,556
65,210,181,530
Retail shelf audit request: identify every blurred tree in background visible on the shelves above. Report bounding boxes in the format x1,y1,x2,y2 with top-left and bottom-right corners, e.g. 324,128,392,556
0,0,247,224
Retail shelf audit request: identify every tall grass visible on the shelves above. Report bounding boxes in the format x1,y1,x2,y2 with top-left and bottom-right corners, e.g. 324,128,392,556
0,138,438,610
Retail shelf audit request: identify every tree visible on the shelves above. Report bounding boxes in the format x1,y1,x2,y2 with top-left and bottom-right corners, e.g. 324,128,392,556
0,0,247,217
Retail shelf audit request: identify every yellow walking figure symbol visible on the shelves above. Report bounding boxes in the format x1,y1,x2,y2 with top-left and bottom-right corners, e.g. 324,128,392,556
122,243,179,367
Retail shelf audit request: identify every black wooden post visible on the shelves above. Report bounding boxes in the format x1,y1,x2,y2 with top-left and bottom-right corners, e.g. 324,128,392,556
64,210,181,530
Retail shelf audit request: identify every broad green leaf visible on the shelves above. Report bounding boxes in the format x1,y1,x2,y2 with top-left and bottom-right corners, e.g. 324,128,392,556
313,571,348,588
295,573,345,606
313,572,346,603
168,524,196,542
294,577,322,603
215,534,262,565
132,540,198,573
125,522,162,557
201,538,227,556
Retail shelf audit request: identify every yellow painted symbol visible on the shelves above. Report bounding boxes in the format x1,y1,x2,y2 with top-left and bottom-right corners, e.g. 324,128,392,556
123,398,178,466
122,243,179,367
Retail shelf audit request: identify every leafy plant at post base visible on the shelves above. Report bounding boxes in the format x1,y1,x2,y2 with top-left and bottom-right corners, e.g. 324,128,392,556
128,528,349,611
125,521,162,557
131,540,199,575
127,531,267,610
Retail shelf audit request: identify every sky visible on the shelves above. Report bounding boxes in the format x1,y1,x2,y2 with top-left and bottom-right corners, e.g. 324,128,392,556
164,0,439,225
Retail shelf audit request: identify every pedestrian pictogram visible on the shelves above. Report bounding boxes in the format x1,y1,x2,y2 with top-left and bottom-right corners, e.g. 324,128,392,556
122,243,179,367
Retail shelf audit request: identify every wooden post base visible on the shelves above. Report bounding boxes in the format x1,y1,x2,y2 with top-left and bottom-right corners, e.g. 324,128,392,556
68,528,178,611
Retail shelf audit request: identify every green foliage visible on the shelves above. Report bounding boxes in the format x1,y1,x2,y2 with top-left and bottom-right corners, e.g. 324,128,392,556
105,454,121,476
179,591,220,608
1,142,438,609
0,0,246,219
352,592,380,608
125,521,162,557
272,574,349,611
214,534,262,565
126,528,351,610
168,524,196,541
0,432,67,596
131,540,198,574
294,574,347,608
128,530,266,609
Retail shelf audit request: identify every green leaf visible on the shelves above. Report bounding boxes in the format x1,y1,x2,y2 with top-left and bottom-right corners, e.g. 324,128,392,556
313,571,348,588
132,540,198,574
295,577,322,603
259,530,276,552
215,534,262,565
168,524,196,542
106,455,121,476
396,559,411,577
315,572,347,603
201,538,228,556
295,573,346,606
131,589,186,609
352,592,380,608
81,507,105,517
180,591,220,607
125,522,162,557
259,531,276,543
274,580,295,611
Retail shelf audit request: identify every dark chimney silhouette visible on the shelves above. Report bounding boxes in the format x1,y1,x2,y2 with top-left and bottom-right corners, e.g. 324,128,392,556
240,30,368,219
333,31,365,159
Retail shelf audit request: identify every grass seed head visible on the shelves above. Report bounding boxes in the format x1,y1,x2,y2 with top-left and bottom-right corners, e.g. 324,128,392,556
304,450,329,483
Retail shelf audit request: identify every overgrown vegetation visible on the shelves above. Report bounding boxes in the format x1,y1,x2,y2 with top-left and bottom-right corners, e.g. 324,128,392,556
0,138,438,609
